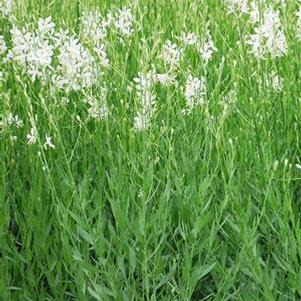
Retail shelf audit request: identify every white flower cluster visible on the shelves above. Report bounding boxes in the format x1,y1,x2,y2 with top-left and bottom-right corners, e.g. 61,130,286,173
180,32,198,46
179,29,217,64
80,10,110,68
10,17,55,81
0,35,7,54
199,31,217,64
80,7,134,67
26,127,55,150
84,88,109,120
183,75,206,114
27,127,37,144
7,113,23,128
225,0,249,15
114,7,134,37
93,43,110,68
4,113,55,150
159,39,184,84
247,8,287,59
160,40,182,68
0,0,12,17
81,10,107,44
225,0,286,18
249,1,260,24
269,71,283,92
53,34,96,92
2,5,139,145
133,71,156,131
297,7,301,40
43,134,55,149
224,0,287,59
225,0,288,59
155,72,177,87
9,16,99,91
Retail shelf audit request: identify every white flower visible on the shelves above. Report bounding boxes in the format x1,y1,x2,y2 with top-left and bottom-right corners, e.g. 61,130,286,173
81,10,107,44
27,127,37,144
184,75,206,111
53,34,96,92
0,35,7,54
0,0,13,17
199,39,217,63
249,1,260,24
264,11,287,58
88,104,109,119
85,88,109,119
15,115,23,128
296,7,301,40
10,19,55,82
247,8,287,59
225,0,249,15
270,71,283,92
160,40,182,67
197,28,217,64
155,72,177,86
10,135,17,142
93,44,109,68
133,71,156,131
53,29,70,47
133,111,151,132
38,16,55,36
43,135,55,149
247,27,265,59
114,7,134,37
7,113,14,125
7,113,23,128
180,32,198,46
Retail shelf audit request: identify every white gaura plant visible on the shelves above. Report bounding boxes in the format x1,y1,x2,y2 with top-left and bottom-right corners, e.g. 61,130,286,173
43,134,55,150
198,29,217,64
10,16,98,91
160,40,182,68
7,113,23,128
113,7,134,37
249,1,260,24
247,8,288,59
224,0,249,15
297,6,301,40
0,0,13,17
154,72,177,87
154,41,182,89
93,43,110,68
52,33,96,92
84,87,109,120
10,17,55,82
182,74,206,114
80,10,110,68
178,26,217,65
80,10,107,43
133,70,156,131
268,71,283,92
27,127,37,145
0,35,7,54
179,32,198,47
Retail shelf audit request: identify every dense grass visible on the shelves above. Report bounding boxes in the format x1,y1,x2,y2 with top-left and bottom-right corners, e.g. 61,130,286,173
1,0,301,300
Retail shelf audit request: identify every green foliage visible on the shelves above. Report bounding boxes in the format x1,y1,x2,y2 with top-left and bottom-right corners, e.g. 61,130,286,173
1,0,301,300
